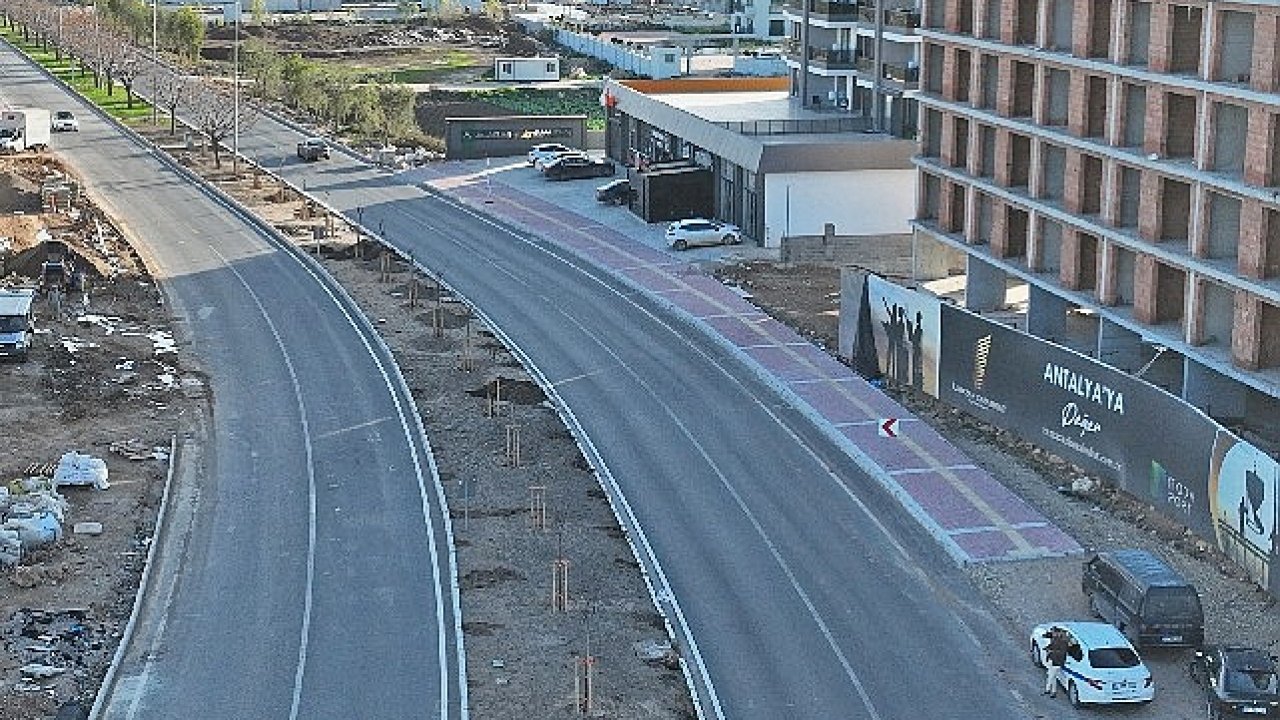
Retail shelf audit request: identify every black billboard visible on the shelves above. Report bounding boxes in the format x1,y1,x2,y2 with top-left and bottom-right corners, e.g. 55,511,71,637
937,305,1219,536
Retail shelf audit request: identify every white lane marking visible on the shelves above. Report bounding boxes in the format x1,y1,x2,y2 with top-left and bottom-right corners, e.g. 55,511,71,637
548,369,607,388
313,415,395,440
212,249,319,720
214,245,458,718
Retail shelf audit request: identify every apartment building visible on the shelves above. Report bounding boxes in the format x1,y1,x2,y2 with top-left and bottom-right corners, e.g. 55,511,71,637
913,0,1280,438
782,0,922,134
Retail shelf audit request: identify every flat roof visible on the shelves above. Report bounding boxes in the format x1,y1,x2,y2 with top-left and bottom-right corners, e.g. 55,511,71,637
649,91,827,122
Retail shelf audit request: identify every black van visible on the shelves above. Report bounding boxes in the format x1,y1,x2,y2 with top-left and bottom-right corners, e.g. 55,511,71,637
1082,549,1204,648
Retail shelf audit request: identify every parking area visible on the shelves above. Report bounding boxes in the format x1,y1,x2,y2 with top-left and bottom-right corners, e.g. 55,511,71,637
413,153,779,261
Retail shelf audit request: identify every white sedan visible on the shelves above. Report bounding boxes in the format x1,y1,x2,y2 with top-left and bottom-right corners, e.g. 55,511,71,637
51,110,78,132
527,142,574,167
665,218,741,250
1030,622,1154,706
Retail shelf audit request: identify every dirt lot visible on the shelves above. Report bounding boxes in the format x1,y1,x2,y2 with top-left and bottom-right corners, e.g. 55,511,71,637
0,156,205,720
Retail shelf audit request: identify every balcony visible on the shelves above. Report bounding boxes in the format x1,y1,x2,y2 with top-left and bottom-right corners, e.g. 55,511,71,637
784,0,861,22
858,5,922,30
884,60,920,88
810,47,857,69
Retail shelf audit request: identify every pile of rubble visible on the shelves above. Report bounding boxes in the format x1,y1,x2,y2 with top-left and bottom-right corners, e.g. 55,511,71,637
1,452,111,569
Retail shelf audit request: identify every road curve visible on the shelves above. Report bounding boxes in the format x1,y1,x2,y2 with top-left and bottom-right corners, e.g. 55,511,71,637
239,121,1053,716
0,45,465,720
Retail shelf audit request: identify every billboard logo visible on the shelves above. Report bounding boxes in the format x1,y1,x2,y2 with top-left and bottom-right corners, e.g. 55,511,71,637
972,334,992,390
1043,362,1126,415
1061,402,1101,438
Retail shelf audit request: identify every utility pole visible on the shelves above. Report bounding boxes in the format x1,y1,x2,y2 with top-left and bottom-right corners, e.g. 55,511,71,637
151,0,158,125
233,1,241,177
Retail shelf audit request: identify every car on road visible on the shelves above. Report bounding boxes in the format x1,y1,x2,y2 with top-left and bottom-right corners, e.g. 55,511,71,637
296,137,330,161
1189,646,1280,718
665,218,741,250
1030,621,1154,707
527,142,574,167
595,178,634,205
51,110,78,132
543,155,615,181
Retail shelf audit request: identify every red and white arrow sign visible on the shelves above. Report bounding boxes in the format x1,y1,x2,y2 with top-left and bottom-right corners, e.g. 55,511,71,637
878,418,899,438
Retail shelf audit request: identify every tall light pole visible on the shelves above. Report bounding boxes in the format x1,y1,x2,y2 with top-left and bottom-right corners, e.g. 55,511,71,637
151,0,158,125
232,0,240,177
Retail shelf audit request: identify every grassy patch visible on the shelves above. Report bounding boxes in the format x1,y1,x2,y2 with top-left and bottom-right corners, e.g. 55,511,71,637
0,27,156,122
464,87,605,130
354,49,481,84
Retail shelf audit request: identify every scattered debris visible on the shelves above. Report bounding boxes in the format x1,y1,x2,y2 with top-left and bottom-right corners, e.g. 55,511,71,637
109,439,164,461
51,452,109,490
71,522,102,536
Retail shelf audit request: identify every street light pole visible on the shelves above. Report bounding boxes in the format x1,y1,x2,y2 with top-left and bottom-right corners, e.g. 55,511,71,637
233,1,240,177
151,0,157,125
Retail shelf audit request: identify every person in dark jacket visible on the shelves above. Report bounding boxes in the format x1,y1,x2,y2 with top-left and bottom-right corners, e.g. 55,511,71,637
1043,627,1070,697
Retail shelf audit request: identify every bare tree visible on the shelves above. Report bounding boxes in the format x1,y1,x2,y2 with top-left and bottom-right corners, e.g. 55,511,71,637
150,69,196,135
187,84,258,169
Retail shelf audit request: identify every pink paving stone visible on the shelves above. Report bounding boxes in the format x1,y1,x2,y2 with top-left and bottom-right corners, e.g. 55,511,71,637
945,467,1046,524
840,422,973,472
662,289,736,318
788,381,892,424
703,314,782,346
1018,524,1084,554
747,342,851,380
951,530,1019,561
620,266,689,292
745,344,835,382
895,471,994,531
579,244,636,269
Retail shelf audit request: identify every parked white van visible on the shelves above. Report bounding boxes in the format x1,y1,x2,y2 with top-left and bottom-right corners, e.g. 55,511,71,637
0,289,37,360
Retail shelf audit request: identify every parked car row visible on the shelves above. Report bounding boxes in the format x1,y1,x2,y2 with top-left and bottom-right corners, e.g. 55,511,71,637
1030,549,1279,717
528,143,742,253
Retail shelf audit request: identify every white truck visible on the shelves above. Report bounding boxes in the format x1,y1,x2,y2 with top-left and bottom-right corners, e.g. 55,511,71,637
0,288,36,361
0,108,52,153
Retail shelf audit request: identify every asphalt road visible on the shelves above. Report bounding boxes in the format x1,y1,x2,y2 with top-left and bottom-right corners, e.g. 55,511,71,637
0,47,464,720
239,130,1062,716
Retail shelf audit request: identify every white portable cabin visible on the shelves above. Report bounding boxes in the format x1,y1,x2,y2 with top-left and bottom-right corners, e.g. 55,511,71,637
495,57,560,82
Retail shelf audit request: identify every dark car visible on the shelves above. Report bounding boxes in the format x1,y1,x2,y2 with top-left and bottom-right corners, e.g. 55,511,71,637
1189,646,1280,718
296,137,330,161
595,178,634,205
543,155,615,181
1082,549,1204,647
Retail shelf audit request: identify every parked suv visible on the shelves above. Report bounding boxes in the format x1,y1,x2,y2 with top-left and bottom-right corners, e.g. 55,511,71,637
1082,549,1204,648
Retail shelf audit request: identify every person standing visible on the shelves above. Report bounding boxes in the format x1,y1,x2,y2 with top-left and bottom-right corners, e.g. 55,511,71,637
1043,627,1070,697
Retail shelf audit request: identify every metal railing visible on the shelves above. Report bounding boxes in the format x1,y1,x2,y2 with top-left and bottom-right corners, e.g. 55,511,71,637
809,47,856,68
715,116,871,135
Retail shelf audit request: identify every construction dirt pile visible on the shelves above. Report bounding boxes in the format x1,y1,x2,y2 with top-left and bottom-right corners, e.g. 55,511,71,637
0,157,206,720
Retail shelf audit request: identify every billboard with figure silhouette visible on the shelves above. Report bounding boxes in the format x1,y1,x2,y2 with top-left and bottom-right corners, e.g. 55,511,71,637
866,276,940,396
